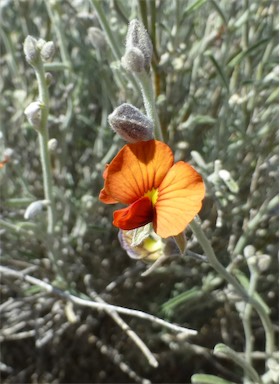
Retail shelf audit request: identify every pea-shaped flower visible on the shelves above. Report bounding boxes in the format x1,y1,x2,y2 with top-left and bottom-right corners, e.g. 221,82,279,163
99,140,205,238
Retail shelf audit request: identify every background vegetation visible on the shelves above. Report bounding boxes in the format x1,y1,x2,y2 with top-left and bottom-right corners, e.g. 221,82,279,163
0,0,278,383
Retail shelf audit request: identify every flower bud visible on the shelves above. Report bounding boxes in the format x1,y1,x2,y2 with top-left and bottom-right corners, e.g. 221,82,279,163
218,169,239,193
121,47,145,73
88,27,107,49
48,138,58,152
45,72,54,87
36,38,47,50
122,19,153,72
40,41,55,62
24,101,42,128
118,227,164,262
23,36,39,66
108,103,154,143
257,254,271,272
24,200,48,220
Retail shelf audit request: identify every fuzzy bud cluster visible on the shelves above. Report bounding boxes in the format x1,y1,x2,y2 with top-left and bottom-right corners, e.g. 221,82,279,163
108,103,154,143
23,36,55,66
121,19,153,73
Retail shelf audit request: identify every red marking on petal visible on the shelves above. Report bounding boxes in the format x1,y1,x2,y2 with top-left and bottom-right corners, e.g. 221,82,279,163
113,196,153,230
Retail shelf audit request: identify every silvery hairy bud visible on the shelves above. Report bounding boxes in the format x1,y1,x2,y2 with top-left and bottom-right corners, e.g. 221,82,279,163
45,72,54,87
218,169,239,193
88,27,107,49
36,38,47,50
122,19,153,72
40,41,55,62
108,103,154,143
24,101,42,128
122,47,145,73
48,138,58,152
24,200,48,220
23,36,40,66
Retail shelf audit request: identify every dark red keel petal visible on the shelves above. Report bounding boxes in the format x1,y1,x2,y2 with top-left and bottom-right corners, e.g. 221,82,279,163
113,196,153,230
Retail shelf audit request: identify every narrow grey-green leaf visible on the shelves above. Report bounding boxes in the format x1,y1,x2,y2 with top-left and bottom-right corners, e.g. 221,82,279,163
210,0,228,25
182,0,207,19
228,38,270,68
191,373,236,384
207,53,229,92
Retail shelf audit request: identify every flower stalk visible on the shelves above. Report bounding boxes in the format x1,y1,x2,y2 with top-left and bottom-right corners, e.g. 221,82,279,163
243,259,259,384
214,344,262,384
134,71,163,141
189,217,275,359
24,36,62,281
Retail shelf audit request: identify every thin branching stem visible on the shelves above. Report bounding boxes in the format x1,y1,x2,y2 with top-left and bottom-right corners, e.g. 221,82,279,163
33,59,63,281
0,266,197,337
243,263,259,384
233,195,279,256
214,344,263,384
189,218,275,359
84,275,158,368
44,0,72,70
90,0,139,93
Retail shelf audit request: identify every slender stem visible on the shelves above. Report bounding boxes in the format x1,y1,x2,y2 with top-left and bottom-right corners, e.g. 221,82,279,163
241,0,251,77
34,59,62,280
243,264,259,384
134,71,163,141
35,61,53,231
214,344,263,384
0,219,34,236
233,195,278,256
1,265,197,336
149,0,157,60
90,0,122,61
189,218,275,359
138,0,148,32
44,0,72,70
90,0,139,93
85,276,158,368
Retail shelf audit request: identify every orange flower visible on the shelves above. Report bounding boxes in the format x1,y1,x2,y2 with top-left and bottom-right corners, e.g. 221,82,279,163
99,140,205,238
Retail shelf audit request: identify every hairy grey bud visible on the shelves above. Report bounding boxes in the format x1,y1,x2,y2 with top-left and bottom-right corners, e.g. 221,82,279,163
40,41,55,62
24,101,42,128
45,72,54,86
121,47,145,73
122,19,153,72
108,103,154,143
48,138,58,152
88,27,107,49
23,36,40,66
36,38,47,50
24,200,48,220
257,254,271,272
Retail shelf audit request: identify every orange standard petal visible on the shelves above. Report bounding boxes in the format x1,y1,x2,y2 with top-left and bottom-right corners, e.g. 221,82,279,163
154,161,205,238
113,196,153,230
99,187,118,204
103,140,174,204
99,164,118,204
